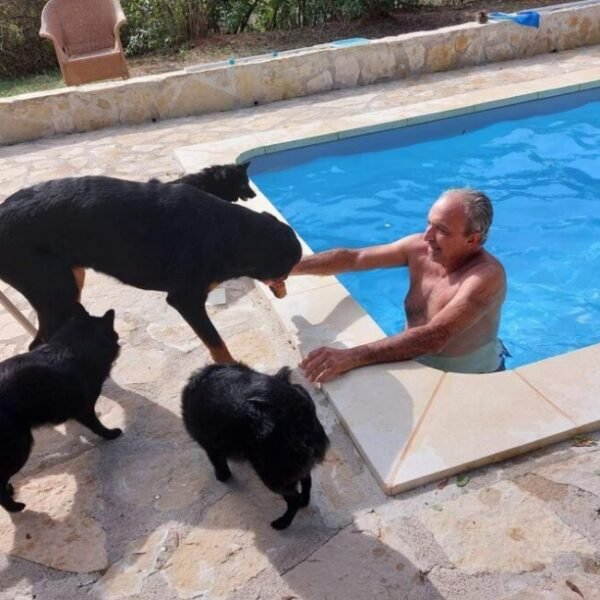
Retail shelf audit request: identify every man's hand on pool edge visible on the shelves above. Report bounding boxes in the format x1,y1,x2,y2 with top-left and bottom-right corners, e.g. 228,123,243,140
300,346,357,383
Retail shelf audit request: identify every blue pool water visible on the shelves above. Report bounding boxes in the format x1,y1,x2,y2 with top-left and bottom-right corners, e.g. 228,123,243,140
250,90,600,369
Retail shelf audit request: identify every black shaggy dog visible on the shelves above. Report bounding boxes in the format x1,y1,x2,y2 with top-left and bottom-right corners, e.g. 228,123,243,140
0,175,301,361
0,304,120,513
182,363,329,530
167,162,256,203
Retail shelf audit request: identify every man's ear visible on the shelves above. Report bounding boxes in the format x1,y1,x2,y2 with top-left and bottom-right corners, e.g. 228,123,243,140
467,232,481,246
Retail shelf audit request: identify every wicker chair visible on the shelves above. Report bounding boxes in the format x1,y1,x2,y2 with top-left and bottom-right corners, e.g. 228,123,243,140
40,0,129,86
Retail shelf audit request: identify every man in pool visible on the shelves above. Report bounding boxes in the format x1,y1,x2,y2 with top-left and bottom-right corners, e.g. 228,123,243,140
291,188,508,383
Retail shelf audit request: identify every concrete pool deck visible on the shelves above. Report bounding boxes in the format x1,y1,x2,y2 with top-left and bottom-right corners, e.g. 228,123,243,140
1,44,600,598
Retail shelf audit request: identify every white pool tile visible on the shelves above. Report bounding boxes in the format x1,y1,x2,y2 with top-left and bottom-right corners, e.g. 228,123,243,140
322,362,444,486
390,370,577,493
516,343,600,426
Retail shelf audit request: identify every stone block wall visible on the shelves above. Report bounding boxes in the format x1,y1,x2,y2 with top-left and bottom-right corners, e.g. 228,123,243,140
1,2,599,145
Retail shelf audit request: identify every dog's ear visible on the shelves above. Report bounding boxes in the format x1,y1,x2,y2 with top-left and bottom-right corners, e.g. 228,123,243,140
275,366,292,382
101,309,116,328
240,161,250,172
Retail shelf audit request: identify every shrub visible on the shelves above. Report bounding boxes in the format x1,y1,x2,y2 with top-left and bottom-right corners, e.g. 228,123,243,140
121,0,220,55
0,0,57,79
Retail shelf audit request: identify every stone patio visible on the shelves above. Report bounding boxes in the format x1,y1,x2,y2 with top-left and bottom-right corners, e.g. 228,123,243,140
1,45,600,599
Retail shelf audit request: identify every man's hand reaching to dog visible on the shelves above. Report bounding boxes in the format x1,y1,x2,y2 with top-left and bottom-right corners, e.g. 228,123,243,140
300,346,358,383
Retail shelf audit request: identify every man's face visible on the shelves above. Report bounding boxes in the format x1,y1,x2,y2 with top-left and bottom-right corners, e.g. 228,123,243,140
423,194,479,265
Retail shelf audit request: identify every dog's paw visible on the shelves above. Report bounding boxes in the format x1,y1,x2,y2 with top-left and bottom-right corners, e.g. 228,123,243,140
4,500,26,513
215,468,232,482
270,515,292,530
299,494,310,508
105,427,123,440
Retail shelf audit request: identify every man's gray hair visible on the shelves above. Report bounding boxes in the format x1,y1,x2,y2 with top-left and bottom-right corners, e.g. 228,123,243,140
443,188,494,245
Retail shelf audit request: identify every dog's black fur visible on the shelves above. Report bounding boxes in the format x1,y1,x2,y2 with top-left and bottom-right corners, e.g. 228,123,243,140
0,304,120,513
182,363,329,530
0,175,301,359
167,162,256,203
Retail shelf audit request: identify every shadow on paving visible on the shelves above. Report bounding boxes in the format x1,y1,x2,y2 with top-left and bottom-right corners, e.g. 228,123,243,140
0,359,439,599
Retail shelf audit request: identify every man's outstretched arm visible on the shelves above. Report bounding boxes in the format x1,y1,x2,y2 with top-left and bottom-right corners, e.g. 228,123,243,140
291,234,420,277
301,264,504,382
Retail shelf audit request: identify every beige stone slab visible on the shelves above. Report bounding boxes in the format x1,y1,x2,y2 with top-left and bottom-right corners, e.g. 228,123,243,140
174,134,265,173
163,477,295,600
173,146,218,172
260,125,340,153
322,363,443,488
0,451,108,573
196,133,265,164
391,371,577,493
403,97,474,125
465,82,542,110
536,68,600,96
267,279,384,355
501,576,600,600
335,111,408,139
419,480,596,574
534,451,600,497
175,125,342,172
94,527,177,599
283,514,434,598
516,343,600,427
580,77,600,90
538,82,583,99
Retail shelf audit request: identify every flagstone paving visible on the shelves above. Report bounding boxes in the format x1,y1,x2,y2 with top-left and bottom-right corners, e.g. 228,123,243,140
1,45,600,599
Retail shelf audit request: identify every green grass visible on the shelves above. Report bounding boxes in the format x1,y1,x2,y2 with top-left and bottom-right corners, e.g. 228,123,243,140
0,71,64,98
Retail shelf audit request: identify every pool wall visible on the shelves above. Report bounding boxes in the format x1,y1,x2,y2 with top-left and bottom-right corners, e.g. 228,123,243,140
2,1,600,146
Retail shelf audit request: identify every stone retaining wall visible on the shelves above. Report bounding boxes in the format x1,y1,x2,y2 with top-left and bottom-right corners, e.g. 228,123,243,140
1,2,599,146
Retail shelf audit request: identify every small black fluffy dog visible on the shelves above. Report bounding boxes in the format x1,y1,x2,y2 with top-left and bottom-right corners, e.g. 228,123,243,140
182,363,329,530
168,162,256,203
0,304,120,513
0,173,301,360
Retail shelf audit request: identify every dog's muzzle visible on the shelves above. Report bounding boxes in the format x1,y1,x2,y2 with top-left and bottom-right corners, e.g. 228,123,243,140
267,279,287,298
241,186,256,201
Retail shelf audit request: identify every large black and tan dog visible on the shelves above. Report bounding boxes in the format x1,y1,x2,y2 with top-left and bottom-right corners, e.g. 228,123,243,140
72,162,256,298
0,175,301,361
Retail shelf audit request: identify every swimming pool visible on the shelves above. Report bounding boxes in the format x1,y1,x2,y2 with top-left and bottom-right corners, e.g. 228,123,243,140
250,88,600,369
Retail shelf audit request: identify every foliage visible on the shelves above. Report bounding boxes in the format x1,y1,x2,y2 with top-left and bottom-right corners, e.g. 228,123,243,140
120,0,408,52
121,0,221,55
0,0,56,78
1,0,423,75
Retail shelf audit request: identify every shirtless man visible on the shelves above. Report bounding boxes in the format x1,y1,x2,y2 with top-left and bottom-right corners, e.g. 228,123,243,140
292,188,507,383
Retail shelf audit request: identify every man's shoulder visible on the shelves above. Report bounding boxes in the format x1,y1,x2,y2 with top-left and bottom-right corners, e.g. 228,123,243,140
466,250,507,292
477,250,506,277
402,233,427,253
